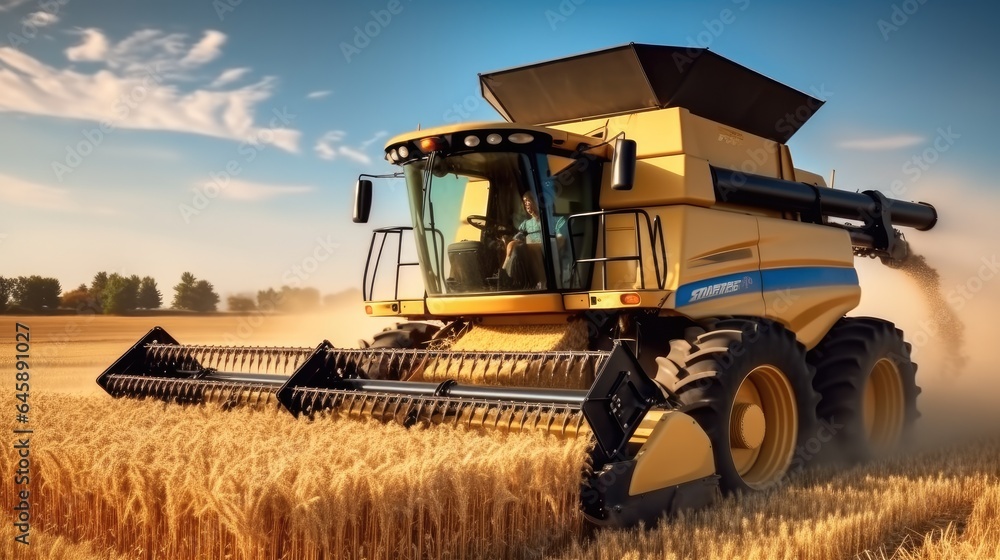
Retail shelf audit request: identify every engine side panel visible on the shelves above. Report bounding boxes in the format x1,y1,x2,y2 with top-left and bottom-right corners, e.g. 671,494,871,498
756,217,861,349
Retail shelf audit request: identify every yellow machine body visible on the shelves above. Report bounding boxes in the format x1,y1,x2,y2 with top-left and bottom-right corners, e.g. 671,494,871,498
369,107,860,350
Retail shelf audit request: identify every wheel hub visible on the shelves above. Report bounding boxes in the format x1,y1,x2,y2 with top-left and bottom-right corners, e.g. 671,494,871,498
730,402,766,449
864,358,905,448
730,365,798,489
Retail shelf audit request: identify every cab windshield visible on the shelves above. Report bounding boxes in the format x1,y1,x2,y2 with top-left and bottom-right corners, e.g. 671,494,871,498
403,151,600,295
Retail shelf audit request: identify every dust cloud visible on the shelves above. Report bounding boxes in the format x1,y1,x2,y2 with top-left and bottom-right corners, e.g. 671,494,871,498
853,179,1000,443
888,252,968,375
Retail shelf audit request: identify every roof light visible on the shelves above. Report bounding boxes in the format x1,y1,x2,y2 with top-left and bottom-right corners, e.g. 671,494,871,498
508,132,534,144
388,148,399,162
464,135,480,147
486,133,502,145
397,145,409,158
419,137,446,152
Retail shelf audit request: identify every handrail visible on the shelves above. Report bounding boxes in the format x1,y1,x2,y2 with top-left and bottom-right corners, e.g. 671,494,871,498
566,209,667,291
362,226,420,301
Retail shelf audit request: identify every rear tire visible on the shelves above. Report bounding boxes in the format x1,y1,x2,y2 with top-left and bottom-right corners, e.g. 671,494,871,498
807,317,919,463
659,318,820,493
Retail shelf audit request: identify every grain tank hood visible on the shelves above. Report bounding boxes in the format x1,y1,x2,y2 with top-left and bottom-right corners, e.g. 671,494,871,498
479,43,823,143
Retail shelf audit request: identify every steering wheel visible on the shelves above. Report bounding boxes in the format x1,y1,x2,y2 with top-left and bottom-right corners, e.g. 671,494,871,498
467,215,514,237
467,215,489,231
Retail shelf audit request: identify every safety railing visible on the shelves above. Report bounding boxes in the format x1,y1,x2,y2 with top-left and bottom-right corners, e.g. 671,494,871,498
362,226,421,301
567,209,667,291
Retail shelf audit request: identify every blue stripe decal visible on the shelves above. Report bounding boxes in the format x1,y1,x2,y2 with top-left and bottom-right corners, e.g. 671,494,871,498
676,266,858,306
676,271,762,306
760,267,859,293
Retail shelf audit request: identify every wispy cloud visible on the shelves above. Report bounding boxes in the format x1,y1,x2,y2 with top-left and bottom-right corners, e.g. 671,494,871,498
180,30,225,67
0,172,114,214
216,179,315,201
23,11,59,27
210,67,250,87
65,28,108,61
0,28,300,152
306,90,332,99
0,0,31,11
337,145,371,164
838,134,925,150
315,130,374,164
360,130,388,149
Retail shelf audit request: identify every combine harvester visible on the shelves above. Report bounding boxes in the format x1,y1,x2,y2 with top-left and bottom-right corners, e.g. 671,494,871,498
99,44,937,525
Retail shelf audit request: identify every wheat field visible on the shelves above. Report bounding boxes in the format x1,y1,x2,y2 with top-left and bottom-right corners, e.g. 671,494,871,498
2,315,999,559
0,391,588,560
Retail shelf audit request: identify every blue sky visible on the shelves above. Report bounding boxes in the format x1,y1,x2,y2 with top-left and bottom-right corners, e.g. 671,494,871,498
0,0,996,304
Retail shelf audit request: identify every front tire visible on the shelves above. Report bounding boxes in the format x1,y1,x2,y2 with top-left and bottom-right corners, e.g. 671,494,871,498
363,321,441,349
808,317,919,463
659,318,820,493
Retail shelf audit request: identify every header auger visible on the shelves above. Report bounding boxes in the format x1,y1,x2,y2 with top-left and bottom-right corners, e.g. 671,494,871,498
100,44,937,526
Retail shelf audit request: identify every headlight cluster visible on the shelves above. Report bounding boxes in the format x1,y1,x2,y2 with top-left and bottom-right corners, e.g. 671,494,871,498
386,131,537,162
386,145,411,163
465,132,533,147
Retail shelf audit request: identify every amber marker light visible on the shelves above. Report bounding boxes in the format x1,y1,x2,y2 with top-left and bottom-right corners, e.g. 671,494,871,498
419,137,446,152
365,305,373,314
620,293,641,305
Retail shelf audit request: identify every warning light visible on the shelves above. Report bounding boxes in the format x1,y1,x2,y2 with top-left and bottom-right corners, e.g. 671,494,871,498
620,293,641,305
419,136,446,152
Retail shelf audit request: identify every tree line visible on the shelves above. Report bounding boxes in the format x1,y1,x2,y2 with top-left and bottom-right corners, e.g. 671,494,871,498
0,272,216,314
0,272,346,314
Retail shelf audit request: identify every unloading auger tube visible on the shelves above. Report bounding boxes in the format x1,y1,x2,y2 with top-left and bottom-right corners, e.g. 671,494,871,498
711,167,937,262
97,328,685,518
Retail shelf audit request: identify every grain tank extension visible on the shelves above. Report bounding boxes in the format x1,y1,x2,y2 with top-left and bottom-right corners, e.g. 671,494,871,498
99,44,937,526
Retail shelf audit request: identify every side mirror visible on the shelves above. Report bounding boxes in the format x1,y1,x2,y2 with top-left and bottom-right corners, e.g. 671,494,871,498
353,179,373,223
611,138,637,191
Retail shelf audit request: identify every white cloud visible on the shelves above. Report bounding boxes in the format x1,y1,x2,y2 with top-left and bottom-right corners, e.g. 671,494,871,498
337,145,371,164
210,67,250,88
180,30,226,67
0,172,113,214
66,28,109,62
0,0,31,11
360,130,388,149
838,134,925,151
314,130,373,164
306,90,332,99
314,131,341,160
24,11,59,27
216,179,314,201
1,28,300,153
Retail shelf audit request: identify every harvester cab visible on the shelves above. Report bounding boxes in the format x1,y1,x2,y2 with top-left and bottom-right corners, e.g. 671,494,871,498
100,44,937,526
